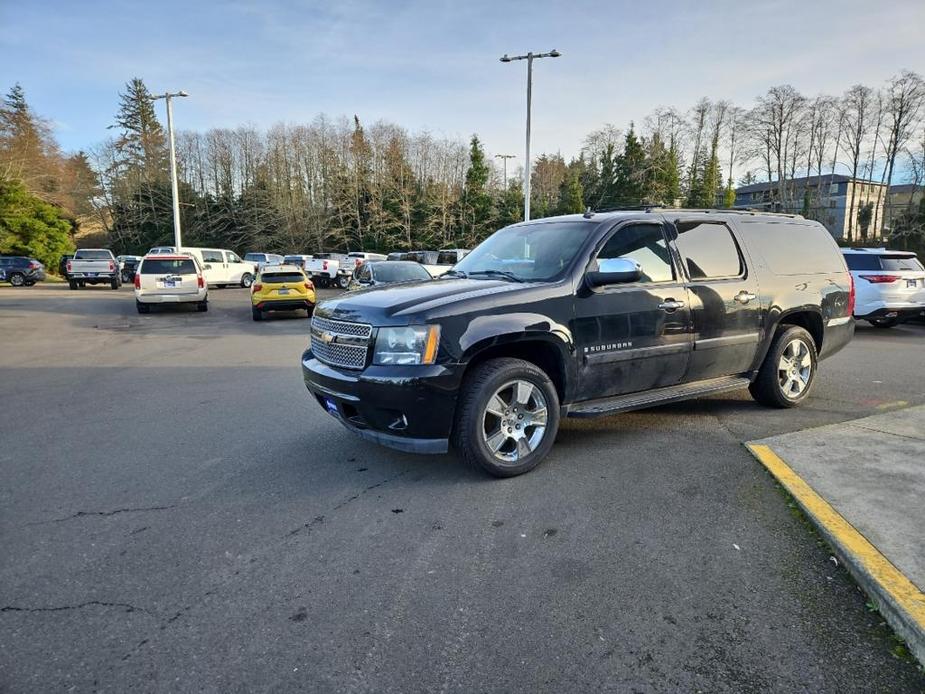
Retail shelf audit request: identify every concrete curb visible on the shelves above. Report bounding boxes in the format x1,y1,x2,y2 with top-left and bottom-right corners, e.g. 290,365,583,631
746,442,925,667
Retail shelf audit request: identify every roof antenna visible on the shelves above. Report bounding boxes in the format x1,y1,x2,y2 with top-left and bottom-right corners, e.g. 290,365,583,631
583,206,594,219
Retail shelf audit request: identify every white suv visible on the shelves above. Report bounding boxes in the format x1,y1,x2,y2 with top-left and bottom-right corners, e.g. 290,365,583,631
134,255,208,314
843,248,925,328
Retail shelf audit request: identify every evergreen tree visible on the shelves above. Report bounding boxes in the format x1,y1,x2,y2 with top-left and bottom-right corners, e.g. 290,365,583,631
0,177,74,268
0,83,59,195
613,124,646,206
460,135,492,243
557,167,584,214
113,77,167,182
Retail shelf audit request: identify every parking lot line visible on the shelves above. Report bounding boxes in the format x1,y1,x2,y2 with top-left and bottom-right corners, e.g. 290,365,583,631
746,442,925,663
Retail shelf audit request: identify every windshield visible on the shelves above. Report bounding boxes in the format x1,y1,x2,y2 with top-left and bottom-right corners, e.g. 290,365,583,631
372,262,431,283
74,250,112,260
454,221,595,281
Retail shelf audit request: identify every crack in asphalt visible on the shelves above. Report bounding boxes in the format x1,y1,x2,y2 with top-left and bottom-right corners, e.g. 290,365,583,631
115,468,412,666
2,601,151,615
29,505,177,525
332,470,410,512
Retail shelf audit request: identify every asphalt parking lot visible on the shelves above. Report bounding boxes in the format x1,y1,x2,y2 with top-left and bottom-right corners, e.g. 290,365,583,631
2,284,924,692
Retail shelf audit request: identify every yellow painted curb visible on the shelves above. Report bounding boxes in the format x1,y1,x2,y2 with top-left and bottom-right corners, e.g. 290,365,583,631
746,442,925,657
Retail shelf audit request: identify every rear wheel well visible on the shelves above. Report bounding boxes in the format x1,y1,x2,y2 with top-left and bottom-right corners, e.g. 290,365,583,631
777,311,823,352
462,340,566,402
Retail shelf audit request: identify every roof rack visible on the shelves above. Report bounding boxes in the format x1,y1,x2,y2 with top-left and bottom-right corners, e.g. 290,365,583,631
591,206,804,219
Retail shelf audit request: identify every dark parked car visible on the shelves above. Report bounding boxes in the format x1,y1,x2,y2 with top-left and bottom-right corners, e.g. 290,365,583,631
120,257,142,283
302,209,855,477
59,254,74,278
347,260,432,290
0,256,46,286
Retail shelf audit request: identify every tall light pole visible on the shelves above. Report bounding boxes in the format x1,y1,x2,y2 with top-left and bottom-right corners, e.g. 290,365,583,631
152,90,188,251
499,49,561,221
494,154,516,187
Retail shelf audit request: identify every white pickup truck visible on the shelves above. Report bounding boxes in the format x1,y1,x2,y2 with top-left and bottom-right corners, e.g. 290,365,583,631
305,253,347,288
67,249,121,290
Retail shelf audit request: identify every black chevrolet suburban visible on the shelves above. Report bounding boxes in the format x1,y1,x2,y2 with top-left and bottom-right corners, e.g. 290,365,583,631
302,209,854,477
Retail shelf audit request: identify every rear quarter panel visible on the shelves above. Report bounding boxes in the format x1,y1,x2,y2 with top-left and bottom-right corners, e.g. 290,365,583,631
732,218,854,365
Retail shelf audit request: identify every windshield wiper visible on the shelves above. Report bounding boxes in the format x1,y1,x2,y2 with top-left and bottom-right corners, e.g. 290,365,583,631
441,269,468,278
468,270,524,282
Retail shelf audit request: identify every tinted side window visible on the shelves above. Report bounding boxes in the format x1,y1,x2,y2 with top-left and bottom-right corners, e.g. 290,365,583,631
201,250,224,263
673,222,742,279
597,224,674,283
844,253,880,271
739,222,844,274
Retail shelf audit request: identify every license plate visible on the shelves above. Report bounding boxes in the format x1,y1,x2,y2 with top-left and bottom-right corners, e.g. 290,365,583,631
322,397,339,416
908,279,918,288
278,287,290,295
87,272,97,277
165,280,176,288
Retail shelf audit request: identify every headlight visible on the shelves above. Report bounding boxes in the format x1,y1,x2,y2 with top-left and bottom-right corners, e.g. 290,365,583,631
373,325,440,365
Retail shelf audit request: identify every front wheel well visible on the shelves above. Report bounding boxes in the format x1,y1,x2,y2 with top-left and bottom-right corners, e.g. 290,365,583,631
461,340,566,403
776,311,824,352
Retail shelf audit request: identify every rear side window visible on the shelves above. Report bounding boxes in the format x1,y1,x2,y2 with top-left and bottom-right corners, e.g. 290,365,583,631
261,272,304,283
672,222,742,279
201,250,224,263
141,259,197,274
844,254,880,271
597,224,674,283
741,222,844,274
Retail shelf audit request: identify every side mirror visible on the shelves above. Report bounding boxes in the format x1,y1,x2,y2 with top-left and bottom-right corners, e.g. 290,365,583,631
586,258,642,287
203,263,212,270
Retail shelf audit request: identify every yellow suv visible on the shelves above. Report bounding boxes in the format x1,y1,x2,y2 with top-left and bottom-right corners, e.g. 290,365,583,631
251,265,316,321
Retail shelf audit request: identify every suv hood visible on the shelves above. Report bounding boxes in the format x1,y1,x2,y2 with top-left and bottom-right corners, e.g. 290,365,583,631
316,278,537,324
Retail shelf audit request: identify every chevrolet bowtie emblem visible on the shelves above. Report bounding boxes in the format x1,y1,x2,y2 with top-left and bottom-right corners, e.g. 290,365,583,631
319,331,336,344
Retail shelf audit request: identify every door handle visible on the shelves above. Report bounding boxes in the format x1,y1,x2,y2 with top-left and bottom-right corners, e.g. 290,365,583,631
734,291,757,304
658,299,685,312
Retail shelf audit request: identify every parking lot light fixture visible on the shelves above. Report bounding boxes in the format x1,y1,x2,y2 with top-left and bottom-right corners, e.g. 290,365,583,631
152,90,189,251
499,49,561,221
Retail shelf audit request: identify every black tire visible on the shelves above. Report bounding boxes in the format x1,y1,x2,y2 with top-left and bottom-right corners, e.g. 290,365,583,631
453,358,560,478
868,317,898,329
68,279,78,290
136,301,150,314
9,273,25,287
252,307,263,321
337,274,350,289
197,301,208,312
110,277,120,290
240,273,254,289
749,326,818,408
78,281,85,288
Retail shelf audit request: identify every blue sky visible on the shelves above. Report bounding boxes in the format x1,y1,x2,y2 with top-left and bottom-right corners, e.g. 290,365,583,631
2,0,924,162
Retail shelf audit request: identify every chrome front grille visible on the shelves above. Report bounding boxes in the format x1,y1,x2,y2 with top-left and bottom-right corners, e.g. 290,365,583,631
310,316,372,370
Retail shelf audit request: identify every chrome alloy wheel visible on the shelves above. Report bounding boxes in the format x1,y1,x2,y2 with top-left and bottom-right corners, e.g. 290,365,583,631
778,338,812,399
482,379,548,464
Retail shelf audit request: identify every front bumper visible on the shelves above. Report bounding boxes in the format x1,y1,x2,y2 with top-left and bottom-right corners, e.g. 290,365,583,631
301,351,461,454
